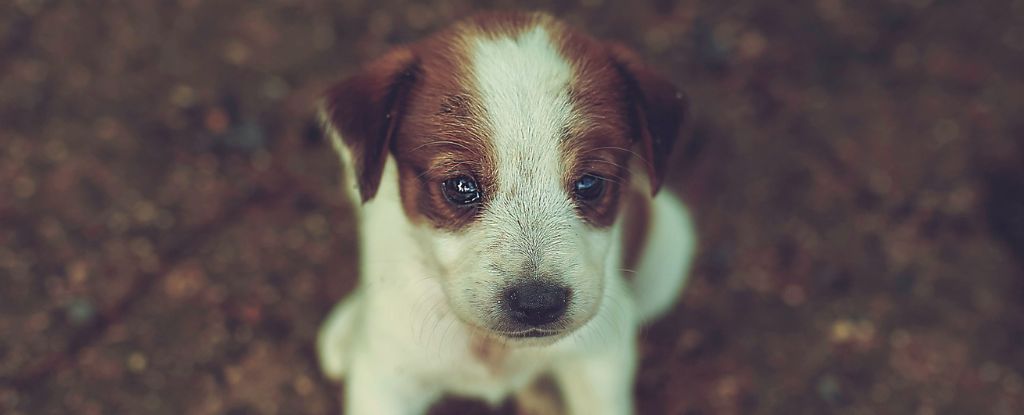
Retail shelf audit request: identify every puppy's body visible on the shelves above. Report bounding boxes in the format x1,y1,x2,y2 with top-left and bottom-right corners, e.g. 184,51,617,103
317,13,696,414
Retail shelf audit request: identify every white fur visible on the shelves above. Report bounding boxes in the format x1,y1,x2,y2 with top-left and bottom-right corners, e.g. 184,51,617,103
317,23,696,415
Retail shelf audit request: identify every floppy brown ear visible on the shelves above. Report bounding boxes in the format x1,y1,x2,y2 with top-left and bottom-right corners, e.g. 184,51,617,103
607,43,687,195
320,48,419,202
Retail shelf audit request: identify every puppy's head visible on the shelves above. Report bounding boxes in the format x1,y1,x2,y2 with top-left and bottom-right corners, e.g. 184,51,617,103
321,13,686,343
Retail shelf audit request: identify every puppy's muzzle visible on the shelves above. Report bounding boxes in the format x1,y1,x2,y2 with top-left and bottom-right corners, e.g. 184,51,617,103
502,281,571,328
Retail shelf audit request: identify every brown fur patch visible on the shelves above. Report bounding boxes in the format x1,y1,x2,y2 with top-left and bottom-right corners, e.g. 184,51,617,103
606,42,688,194
561,130,632,227
556,24,637,227
323,12,685,230
390,23,498,230
322,47,419,202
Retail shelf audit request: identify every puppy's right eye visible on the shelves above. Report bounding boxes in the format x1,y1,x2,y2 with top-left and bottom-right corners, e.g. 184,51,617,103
441,176,482,205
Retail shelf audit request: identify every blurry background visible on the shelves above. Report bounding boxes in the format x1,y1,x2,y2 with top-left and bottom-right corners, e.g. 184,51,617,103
2,0,1023,414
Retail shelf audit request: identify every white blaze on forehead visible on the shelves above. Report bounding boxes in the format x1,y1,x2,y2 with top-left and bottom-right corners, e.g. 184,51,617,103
468,23,584,271
469,25,574,190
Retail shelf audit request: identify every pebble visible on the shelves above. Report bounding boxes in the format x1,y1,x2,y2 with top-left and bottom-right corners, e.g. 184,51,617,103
127,352,148,372
66,298,96,326
817,374,842,404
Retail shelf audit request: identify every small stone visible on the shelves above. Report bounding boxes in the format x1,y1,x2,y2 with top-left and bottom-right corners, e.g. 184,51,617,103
679,329,703,352
817,374,841,403
871,382,891,403
853,320,876,344
293,375,315,396
66,261,89,285
13,176,35,199
830,319,853,342
204,108,230,134
890,329,912,348
260,77,289,101
133,201,158,224
738,31,766,59
222,120,267,151
715,375,739,400
66,298,96,326
14,0,45,15
1003,373,1022,393
782,284,806,306
127,352,147,372
979,361,1002,383
224,40,250,65
44,140,68,162
170,85,197,108
932,118,960,145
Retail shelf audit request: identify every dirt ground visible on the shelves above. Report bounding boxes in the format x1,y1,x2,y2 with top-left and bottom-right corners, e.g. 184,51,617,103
2,0,1024,414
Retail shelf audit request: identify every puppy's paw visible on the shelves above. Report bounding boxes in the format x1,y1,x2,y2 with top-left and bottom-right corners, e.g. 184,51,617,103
317,294,360,380
317,337,347,380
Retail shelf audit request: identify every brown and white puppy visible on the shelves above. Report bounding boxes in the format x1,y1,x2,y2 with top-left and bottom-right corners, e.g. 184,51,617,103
316,12,696,415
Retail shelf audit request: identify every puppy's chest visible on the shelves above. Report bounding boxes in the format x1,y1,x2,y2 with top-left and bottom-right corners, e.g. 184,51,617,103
435,335,546,399
468,335,512,375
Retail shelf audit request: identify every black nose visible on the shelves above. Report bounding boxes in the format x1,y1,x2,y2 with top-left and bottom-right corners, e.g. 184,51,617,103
504,282,570,327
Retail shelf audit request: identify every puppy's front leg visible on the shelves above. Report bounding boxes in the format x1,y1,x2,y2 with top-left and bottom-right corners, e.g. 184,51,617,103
345,358,440,415
551,344,638,415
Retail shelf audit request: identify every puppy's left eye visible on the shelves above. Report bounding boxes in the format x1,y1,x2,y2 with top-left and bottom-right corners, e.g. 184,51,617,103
573,174,605,201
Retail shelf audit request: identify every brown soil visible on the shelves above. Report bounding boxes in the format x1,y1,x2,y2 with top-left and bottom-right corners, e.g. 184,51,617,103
2,1,1023,414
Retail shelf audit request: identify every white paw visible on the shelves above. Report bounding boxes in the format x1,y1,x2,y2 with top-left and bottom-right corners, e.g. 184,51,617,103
317,294,360,380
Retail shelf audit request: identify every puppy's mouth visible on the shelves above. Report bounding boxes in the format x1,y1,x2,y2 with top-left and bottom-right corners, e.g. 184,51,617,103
502,328,561,339
467,323,570,345
486,327,570,346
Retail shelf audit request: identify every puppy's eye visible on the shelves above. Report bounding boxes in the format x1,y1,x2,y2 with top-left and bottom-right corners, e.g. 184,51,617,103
442,176,482,205
573,174,605,202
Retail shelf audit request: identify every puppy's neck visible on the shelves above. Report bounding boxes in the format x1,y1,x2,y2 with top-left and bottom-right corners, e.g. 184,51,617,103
351,156,424,286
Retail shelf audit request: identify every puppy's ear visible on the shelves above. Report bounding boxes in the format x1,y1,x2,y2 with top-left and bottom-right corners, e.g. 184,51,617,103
608,43,687,195
320,48,419,202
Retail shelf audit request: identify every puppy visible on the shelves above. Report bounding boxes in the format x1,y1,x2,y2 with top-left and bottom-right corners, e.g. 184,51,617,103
316,12,697,415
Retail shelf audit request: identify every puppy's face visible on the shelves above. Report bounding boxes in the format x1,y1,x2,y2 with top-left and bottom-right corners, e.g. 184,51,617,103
322,13,685,342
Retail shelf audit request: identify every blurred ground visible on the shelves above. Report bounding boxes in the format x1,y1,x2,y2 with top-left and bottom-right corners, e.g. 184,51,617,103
2,0,1024,414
